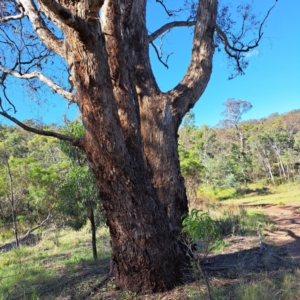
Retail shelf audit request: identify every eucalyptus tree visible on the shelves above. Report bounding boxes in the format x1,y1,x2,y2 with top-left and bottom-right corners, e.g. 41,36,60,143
220,98,253,185
0,0,277,293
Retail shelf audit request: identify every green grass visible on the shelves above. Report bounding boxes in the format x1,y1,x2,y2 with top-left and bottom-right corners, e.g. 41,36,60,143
187,182,300,300
193,202,275,238
1,183,299,299
198,182,300,206
234,270,300,300
0,225,110,299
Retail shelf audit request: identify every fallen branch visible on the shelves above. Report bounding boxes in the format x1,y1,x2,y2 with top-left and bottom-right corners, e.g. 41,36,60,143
0,215,54,252
23,214,53,237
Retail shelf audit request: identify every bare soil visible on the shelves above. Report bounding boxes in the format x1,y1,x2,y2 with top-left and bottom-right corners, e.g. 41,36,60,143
85,205,300,300
264,205,300,264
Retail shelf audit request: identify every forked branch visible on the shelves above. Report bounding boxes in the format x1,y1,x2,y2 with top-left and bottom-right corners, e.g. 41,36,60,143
168,0,217,125
150,41,173,69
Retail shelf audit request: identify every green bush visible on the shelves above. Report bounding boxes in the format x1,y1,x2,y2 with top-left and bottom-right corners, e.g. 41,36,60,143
181,209,220,243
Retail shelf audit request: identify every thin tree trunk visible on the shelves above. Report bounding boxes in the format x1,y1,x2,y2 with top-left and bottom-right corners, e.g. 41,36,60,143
89,206,98,261
6,160,19,247
254,144,275,185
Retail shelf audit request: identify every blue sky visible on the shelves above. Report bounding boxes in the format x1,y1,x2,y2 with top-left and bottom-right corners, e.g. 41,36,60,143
1,0,299,127
148,0,300,127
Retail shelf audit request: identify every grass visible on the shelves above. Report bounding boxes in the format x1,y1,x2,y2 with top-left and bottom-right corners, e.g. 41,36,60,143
181,269,300,300
184,182,300,300
221,182,300,206
198,182,300,206
234,270,300,300
1,183,300,299
193,201,275,239
0,225,111,299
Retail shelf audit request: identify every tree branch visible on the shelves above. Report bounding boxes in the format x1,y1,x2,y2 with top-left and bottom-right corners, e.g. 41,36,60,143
219,0,278,50
40,0,76,28
168,0,217,126
148,21,196,43
155,0,172,16
215,0,278,77
20,0,65,58
0,104,82,145
24,214,53,237
155,0,186,18
150,40,173,69
38,0,79,28
0,66,76,104
0,12,25,22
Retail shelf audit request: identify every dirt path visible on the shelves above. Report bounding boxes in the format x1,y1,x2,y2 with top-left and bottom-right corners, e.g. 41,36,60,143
264,205,300,264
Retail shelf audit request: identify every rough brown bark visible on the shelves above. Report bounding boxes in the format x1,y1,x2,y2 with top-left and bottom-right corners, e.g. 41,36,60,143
59,0,217,293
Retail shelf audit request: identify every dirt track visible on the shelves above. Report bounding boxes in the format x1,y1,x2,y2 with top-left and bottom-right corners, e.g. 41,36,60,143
264,205,300,264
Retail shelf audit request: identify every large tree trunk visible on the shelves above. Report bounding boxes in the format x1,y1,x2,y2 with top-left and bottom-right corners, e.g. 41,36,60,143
0,0,276,293
0,0,218,289
64,26,189,293
61,0,216,293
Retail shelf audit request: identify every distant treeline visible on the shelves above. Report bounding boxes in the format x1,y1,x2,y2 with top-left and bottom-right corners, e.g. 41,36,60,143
1,107,300,234
0,120,102,251
179,105,300,197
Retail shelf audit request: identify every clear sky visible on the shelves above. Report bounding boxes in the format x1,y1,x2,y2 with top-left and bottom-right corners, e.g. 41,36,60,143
148,0,300,127
0,0,299,128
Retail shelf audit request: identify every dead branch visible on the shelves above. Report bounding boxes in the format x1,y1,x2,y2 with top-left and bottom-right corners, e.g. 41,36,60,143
150,41,173,69
0,66,76,103
0,104,82,144
24,214,53,237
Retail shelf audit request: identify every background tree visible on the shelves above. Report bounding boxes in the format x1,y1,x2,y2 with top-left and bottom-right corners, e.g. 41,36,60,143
220,98,252,185
58,165,102,261
0,146,20,247
58,121,104,261
0,0,278,293
179,113,204,202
